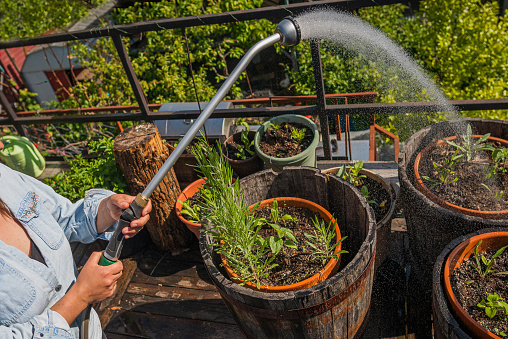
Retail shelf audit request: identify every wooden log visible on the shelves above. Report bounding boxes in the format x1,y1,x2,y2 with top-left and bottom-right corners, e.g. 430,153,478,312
113,123,192,252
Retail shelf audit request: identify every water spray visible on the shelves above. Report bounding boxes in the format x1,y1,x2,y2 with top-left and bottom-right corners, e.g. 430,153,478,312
98,17,301,266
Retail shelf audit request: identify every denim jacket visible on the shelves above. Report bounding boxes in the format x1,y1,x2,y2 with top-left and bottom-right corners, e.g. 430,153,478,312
0,164,118,338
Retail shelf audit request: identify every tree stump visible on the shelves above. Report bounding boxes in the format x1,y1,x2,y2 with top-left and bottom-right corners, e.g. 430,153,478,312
113,123,192,253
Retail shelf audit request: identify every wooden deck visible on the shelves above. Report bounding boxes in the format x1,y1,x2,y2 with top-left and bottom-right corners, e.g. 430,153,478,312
69,162,435,338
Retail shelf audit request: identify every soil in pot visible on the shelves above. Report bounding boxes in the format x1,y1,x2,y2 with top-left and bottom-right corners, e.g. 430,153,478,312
259,122,313,158
418,136,508,212
251,204,340,286
450,249,508,336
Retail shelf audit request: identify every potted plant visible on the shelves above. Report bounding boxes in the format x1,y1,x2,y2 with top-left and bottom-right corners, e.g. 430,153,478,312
322,161,397,270
433,230,508,338
254,114,319,172
200,157,377,338
221,196,346,292
175,177,208,239
398,118,508,293
223,122,264,178
414,124,508,219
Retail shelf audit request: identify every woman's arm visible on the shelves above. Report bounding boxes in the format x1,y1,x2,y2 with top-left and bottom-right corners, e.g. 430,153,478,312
50,251,123,325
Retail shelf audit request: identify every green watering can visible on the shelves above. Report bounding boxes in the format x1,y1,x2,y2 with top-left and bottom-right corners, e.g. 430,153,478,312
0,136,46,178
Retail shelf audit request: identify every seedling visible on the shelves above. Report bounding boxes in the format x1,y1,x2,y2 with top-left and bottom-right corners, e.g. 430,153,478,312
178,186,213,223
304,216,348,264
468,240,508,278
444,124,494,161
337,161,366,187
269,122,283,131
291,127,306,143
259,199,299,255
423,149,462,189
477,293,508,320
493,147,508,175
269,198,298,224
481,183,506,207
361,186,377,205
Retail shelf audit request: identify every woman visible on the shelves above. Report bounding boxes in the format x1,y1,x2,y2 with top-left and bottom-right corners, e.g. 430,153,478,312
0,140,152,338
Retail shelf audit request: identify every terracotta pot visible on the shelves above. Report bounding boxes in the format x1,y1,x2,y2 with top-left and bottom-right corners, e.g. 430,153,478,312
175,178,206,239
443,231,508,339
414,135,508,220
221,196,342,293
322,166,397,270
223,130,264,178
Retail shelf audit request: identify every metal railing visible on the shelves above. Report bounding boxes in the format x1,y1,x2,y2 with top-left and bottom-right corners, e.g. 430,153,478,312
1,0,508,160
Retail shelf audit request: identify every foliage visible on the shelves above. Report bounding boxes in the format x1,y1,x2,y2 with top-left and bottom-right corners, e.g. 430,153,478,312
422,149,462,188
477,293,508,321
443,125,493,161
291,127,306,143
67,0,277,108
468,240,508,279
233,122,255,160
0,0,107,41
304,217,348,265
45,137,128,201
337,161,366,187
177,185,213,224
492,148,508,176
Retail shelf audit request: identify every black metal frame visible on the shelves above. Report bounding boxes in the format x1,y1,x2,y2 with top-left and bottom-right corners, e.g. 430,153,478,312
1,0,508,158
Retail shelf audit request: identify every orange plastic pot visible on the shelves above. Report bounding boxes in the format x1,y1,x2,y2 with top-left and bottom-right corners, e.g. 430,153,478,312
414,135,508,220
444,232,508,339
175,178,206,239
221,197,342,293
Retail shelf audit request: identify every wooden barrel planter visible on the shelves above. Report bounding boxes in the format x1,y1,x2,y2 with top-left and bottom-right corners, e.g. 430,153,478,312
432,227,506,339
398,118,508,290
199,166,377,338
322,166,397,271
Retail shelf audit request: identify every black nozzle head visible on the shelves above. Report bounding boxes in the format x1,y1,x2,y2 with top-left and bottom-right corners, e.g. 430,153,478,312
275,16,301,47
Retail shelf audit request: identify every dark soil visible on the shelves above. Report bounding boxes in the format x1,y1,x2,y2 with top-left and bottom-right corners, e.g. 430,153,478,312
253,205,341,286
357,176,391,223
451,250,508,335
259,122,313,158
419,138,508,211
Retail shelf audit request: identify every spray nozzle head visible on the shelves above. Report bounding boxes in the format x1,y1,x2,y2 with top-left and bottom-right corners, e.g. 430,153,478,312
275,17,301,47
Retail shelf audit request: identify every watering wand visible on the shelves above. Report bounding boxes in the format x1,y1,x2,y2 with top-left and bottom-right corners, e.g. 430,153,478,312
98,17,301,266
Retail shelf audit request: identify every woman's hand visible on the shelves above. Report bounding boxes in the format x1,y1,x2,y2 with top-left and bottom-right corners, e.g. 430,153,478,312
51,251,123,325
96,194,152,237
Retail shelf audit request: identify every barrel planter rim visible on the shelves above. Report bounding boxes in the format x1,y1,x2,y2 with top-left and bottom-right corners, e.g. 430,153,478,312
220,196,342,293
322,167,397,228
253,114,319,169
414,135,508,220
443,231,508,339
175,177,206,238
222,130,264,177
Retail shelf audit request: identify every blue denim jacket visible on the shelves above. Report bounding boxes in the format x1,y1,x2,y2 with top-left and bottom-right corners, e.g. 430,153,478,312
0,164,118,338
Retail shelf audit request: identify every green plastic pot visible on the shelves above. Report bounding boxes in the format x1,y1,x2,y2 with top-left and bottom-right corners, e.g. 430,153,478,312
254,114,319,172
0,136,46,178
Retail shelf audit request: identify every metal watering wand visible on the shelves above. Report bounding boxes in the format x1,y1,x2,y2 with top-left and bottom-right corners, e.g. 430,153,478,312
98,17,301,266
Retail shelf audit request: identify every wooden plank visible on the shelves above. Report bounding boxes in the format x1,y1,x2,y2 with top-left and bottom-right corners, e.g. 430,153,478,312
97,256,139,328
105,311,243,339
115,291,236,325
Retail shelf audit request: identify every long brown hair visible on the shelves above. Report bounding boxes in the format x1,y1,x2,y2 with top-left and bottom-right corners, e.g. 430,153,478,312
0,197,14,217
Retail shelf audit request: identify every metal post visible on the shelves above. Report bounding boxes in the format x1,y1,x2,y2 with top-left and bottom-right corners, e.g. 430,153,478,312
0,90,26,137
310,40,331,160
111,33,151,119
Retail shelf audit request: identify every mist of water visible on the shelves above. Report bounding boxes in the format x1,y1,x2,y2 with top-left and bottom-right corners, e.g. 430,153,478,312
295,9,464,138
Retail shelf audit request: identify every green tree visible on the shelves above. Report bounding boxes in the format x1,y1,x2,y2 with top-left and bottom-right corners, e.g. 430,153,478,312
0,0,107,41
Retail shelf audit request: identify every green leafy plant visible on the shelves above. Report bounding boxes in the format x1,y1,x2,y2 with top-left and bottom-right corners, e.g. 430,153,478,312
234,122,255,160
337,161,366,187
468,240,508,279
477,293,508,321
492,148,508,175
423,149,462,189
45,137,128,202
444,124,494,161
177,186,212,223
269,122,283,131
304,217,348,264
360,186,377,205
291,127,306,143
